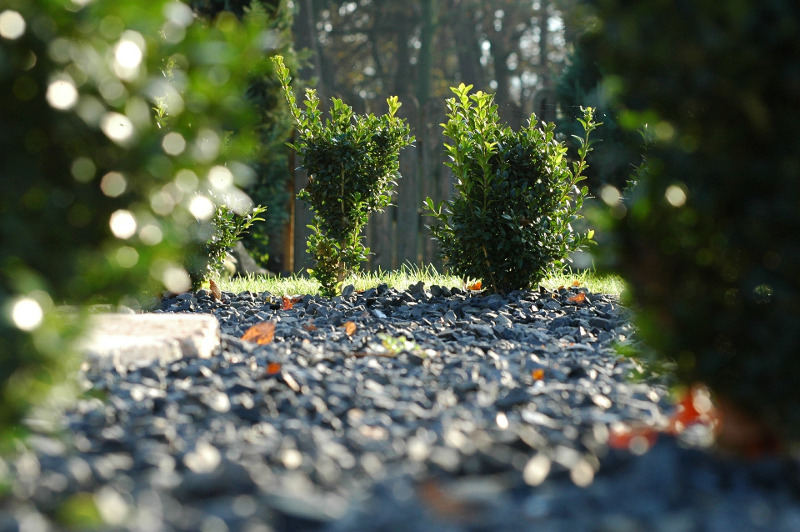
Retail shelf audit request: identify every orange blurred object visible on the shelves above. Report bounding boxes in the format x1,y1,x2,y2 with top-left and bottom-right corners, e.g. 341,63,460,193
608,425,658,452
567,292,587,305
467,281,482,291
241,321,276,345
344,321,357,336
281,296,294,310
266,362,282,375
532,368,545,381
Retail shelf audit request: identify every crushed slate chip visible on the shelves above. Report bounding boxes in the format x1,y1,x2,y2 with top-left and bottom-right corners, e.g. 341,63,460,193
1,283,800,531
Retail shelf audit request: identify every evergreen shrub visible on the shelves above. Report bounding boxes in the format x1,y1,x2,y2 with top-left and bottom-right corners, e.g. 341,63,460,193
273,55,414,296
0,0,265,441
584,0,800,443
424,84,597,293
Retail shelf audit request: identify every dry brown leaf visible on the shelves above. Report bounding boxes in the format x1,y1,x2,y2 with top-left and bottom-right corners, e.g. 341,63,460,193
209,279,221,301
266,362,282,375
568,292,587,305
572,280,581,287
302,323,318,331
241,321,276,345
343,321,357,336
532,368,545,381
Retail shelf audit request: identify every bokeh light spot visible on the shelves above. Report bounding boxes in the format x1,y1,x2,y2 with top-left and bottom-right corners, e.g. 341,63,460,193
71,157,96,183
164,2,194,27
0,10,26,40
162,132,186,155
101,112,135,145
139,224,163,245
46,79,78,110
115,246,139,268
10,297,43,331
189,195,215,220
150,190,176,216
191,129,221,162
523,453,550,486
162,265,191,293
115,39,142,69
109,209,137,239
175,169,199,192
600,185,621,206
665,184,687,207
100,171,127,197
208,165,233,190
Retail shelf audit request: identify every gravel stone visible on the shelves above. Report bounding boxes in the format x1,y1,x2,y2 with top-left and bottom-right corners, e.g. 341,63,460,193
2,284,799,531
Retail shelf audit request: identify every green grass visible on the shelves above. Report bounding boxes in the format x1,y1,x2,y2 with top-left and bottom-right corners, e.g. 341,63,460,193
217,263,625,298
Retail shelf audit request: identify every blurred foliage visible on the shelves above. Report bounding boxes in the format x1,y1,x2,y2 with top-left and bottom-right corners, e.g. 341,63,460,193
584,1,800,441
274,55,414,296
425,84,596,293
554,43,642,193
0,0,267,443
190,0,300,270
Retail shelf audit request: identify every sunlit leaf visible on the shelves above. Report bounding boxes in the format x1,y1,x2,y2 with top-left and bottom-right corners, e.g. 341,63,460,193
241,321,275,345
467,280,482,291
532,368,545,381
568,292,587,305
209,279,221,301
281,296,294,310
344,321,356,336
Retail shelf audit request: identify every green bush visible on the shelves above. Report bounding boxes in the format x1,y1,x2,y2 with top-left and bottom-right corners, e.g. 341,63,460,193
273,55,414,296
0,0,266,442
197,204,267,285
424,84,596,293
584,1,800,442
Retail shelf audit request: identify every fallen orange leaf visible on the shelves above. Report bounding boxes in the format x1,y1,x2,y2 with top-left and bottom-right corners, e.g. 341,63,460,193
467,281,482,291
667,384,718,434
281,296,294,310
241,321,276,345
343,321,357,336
266,362,282,375
302,323,318,331
209,279,221,301
608,425,658,452
568,292,587,305
532,368,545,381
572,280,580,287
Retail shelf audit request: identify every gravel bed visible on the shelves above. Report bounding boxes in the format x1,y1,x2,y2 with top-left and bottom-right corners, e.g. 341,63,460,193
2,283,800,531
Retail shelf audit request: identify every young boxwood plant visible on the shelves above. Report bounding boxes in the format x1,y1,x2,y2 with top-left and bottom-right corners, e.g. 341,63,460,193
273,56,414,296
425,84,597,293
191,204,267,288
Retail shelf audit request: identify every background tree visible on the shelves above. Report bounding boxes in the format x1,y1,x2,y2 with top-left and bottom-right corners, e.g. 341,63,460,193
289,0,581,271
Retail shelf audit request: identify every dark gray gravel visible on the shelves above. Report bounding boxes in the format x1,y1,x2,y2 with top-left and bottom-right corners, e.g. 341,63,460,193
2,283,800,531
